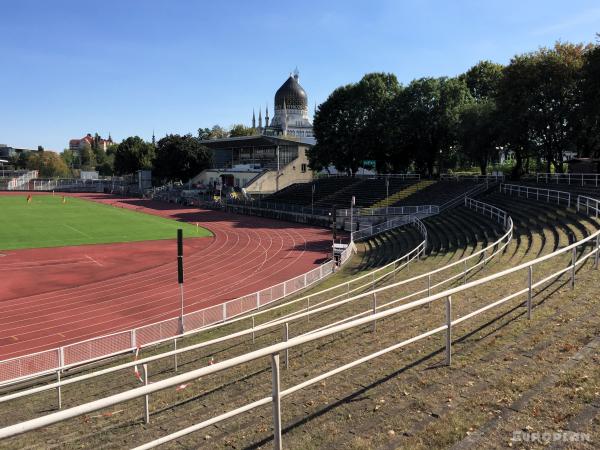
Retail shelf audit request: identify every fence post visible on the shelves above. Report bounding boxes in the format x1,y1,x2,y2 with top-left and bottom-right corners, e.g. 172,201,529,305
131,329,137,348
527,266,533,320
271,354,282,450
594,235,600,270
571,247,576,289
283,323,289,369
222,303,227,322
372,293,377,332
174,338,178,372
56,370,62,410
143,364,150,424
445,296,452,366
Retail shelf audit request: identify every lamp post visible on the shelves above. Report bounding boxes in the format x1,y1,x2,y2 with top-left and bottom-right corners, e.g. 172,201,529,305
311,183,315,216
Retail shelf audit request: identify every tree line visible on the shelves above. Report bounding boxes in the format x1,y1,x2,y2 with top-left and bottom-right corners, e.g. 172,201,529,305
310,39,600,177
9,134,213,183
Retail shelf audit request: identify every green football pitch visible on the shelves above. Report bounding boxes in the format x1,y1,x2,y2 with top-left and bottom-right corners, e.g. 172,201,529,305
0,195,212,250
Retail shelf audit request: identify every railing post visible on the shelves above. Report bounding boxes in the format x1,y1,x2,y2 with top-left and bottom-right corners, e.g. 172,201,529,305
283,323,289,369
56,370,62,410
174,338,178,372
143,364,150,424
571,247,576,289
445,296,452,366
372,293,377,332
527,266,533,320
271,354,282,450
594,235,600,270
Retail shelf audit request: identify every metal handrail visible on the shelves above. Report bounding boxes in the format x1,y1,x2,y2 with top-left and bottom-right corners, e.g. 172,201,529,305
536,172,600,187
0,203,504,410
501,183,571,207
3,192,597,446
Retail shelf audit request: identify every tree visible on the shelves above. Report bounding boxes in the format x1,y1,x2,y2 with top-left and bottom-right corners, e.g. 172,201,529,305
390,77,472,175
26,151,70,178
197,127,212,140
578,41,600,157
458,101,500,174
229,124,257,137
37,145,44,152
113,136,155,175
460,60,503,102
312,73,401,175
153,134,211,182
497,42,587,175
80,146,96,171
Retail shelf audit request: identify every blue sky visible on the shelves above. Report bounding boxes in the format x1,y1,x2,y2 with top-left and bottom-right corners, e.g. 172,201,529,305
1,0,599,151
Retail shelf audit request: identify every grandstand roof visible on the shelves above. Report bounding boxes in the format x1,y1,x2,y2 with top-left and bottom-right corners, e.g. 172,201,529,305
198,134,314,149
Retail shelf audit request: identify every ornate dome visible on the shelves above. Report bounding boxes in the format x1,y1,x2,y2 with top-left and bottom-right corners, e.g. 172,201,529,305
274,75,308,111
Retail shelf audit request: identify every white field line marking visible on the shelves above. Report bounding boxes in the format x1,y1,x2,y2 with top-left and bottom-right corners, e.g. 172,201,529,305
63,224,92,239
85,255,103,267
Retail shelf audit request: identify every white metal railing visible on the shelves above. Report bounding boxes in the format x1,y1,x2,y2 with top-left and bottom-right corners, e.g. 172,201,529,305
320,173,421,180
0,200,505,416
536,172,600,187
0,256,341,386
352,215,408,242
0,217,429,406
440,174,505,182
438,182,489,212
0,213,428,387
501,183,571,207
6,170,38,190
7,190,593,449
577,196,600,218
338,204,439,217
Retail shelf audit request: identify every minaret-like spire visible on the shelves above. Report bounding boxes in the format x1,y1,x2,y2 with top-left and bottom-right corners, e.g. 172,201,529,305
282,99,288,136
258,107,262,129
265,103,270,127
252,109,256,129
151,129,156,147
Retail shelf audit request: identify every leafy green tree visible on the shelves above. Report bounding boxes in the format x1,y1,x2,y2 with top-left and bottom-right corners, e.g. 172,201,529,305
80,146,96,171
197,127,212,140
460,60,503,102
578,41,600,157
458,101,499,174
312,73,401,175
229,124,257,137
497,42,587,175
153,134,211,182
113,136,155,175
390,77,472,175
26,151,70,178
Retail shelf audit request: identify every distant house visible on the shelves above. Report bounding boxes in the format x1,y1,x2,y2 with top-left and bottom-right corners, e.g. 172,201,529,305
567,158,600,174
69,133,114,153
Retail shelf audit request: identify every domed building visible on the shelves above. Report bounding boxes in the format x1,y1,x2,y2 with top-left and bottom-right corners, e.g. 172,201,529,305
253,70,314,138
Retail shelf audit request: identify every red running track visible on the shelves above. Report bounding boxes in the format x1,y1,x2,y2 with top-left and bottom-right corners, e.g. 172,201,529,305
0,194,331,360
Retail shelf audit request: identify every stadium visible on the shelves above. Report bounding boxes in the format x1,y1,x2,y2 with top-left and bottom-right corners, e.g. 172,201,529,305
2,3,600,448
0,170,599,449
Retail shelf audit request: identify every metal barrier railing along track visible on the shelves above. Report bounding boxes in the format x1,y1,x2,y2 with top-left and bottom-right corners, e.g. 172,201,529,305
0,200,508,425
0,212,426,387
1,187,598,448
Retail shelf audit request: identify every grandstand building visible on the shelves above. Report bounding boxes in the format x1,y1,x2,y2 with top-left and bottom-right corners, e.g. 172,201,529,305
193,135,313,194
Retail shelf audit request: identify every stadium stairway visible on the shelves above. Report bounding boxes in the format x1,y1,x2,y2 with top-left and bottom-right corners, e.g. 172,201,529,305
2,196,599,449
